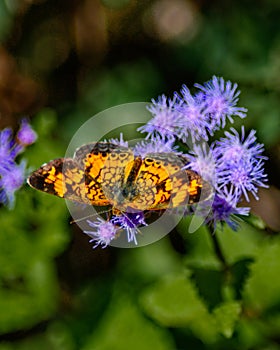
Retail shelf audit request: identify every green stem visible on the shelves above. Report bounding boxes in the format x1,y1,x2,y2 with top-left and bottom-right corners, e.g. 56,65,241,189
208,224,228,270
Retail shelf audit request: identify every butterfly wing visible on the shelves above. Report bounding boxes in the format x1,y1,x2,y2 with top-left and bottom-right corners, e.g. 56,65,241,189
74,142,135,207
130,153,212,210
128,153,183,210
28,143,213,210
28,142,134,207
74,142,121,181
27,158,93,204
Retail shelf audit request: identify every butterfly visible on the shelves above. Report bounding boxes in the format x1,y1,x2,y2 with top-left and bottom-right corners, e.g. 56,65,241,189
28,142,212,212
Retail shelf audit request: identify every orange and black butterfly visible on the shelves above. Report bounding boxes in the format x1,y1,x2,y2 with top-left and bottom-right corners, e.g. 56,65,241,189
28,142,212,212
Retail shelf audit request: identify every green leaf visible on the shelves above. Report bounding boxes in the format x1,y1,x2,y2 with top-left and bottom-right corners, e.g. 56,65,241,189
244,213,267,230
82,294,175,350
243,238,280,312
191,268,224,309
0,259,58,334
118,236,182,281
140,273,218,343
215,222,264,265
213,301,241,338
237,318,266,349
0,146,69,334
0,321,75,350
230,258,254,300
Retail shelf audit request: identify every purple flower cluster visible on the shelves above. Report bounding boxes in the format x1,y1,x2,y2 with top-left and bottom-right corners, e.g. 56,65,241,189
138,76,247,143
85,212,147,248
85,76,268,247
0,119,37,208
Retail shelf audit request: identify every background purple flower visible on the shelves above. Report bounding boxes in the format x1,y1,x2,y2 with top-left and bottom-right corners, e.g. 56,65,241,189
0,119,37,209
17,118,38,146
0,161,26,209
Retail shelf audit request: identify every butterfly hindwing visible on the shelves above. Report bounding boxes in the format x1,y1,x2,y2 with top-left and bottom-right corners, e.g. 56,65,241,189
130,153,187,210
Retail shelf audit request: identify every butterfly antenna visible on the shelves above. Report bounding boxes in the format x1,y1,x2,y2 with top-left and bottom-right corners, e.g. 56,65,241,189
70,207,113,224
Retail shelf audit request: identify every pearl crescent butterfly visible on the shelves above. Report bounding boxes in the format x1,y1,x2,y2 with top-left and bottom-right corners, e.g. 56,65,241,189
27,142,212,212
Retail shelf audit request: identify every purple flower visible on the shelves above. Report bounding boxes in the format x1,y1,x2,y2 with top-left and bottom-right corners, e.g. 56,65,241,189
137,94,182,139
134,135,180,157
0,128,15,169
195,76,247,133
81,76,269,243
111,211,147,245
138,77,247,147
208,190,250,230
0,161,26,208
214,127,268,201
84,212,147,247
184,143,217,185
17,118,37,146
217,160,268,202
84,218,117,248
215,126,267,166
107,133,129,148
0,119,37,209
175,85,210,142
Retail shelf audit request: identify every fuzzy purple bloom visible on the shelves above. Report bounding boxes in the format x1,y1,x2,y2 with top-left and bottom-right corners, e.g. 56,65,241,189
0,161,26,209
107,133,129,148
111,211,147,245
0,128,16,169
184,125,268,227
83,76,268,245
17,118,37,146
138,95,182,139
213,127,268,201
209,191,250,230
0,120,37,209
84,212,147,248
215,126,267,166
140,76,247,146
184,143,217,185
175,85,210,142
134,135,180,157
195,76,247,133
84,218,117,248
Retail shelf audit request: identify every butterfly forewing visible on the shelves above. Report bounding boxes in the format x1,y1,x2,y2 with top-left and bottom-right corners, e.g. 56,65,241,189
28,158,92,204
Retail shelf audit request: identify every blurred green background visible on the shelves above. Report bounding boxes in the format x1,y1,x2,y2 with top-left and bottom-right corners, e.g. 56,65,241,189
0,0,280,349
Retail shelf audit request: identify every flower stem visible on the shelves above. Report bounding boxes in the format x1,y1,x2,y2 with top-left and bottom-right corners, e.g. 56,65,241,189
208,224,228,270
